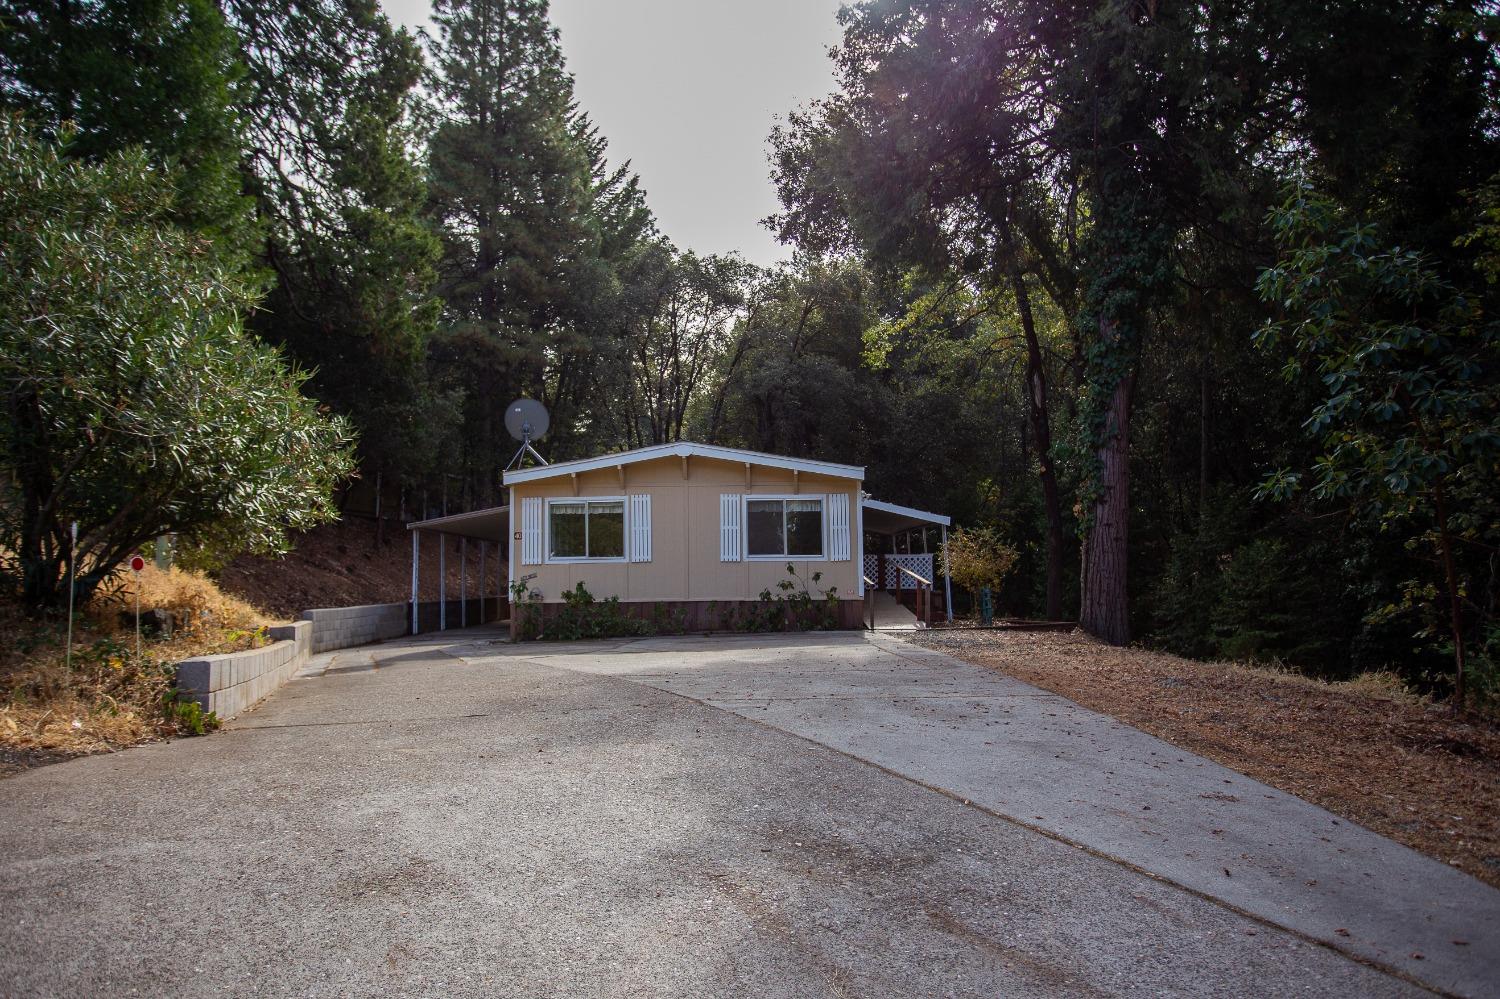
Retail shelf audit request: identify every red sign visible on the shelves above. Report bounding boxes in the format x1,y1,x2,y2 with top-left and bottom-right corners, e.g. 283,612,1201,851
129,554,145,573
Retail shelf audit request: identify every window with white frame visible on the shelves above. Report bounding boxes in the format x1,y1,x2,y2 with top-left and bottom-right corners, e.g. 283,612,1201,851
746,497,823,558
548,498,625,560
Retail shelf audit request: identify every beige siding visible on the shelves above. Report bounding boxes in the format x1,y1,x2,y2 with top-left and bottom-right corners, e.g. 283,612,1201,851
508,455,861,604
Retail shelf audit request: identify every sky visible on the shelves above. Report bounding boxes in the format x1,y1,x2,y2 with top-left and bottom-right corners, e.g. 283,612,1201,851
379,0,846,267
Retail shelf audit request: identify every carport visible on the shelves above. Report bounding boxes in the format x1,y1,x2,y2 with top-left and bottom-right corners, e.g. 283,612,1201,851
406,505,509,635
861,498,953,623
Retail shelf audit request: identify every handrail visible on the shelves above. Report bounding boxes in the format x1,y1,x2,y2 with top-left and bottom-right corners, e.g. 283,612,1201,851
897,565,932,587
862,574,877,588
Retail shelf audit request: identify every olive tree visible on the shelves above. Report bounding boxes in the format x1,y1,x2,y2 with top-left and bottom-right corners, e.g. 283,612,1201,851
0,118,356,608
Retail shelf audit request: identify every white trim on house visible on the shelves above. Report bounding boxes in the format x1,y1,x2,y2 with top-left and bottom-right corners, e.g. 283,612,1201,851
521,497,544,565
629,494,652,562
744,493,827,561
502,442,864,486
720,493,742,562
507,489,516,588
855,493,865,597
861,498,952,527
544,495,629,564
826,492,851,562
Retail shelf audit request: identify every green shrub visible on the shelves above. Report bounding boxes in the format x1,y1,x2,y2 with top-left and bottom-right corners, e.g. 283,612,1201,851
163,691,219,736
941,527,1018,605
712,565,841,633
549,582,650,641
0,118,356,608
509,580,543,641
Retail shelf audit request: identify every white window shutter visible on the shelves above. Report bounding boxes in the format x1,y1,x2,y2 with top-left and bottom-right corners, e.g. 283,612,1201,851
720,493,742,562
521,497,543,565
827,493,851,561
630,494,652,562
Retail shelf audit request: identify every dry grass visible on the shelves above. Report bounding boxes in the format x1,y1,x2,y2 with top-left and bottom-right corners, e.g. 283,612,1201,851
1,566,277,775
908,628,1500,889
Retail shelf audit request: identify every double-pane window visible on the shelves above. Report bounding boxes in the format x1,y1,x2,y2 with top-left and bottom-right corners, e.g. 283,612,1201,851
549,500,625,559
746,498,823,557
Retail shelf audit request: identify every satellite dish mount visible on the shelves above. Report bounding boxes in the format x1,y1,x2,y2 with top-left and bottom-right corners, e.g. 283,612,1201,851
504,398,550,470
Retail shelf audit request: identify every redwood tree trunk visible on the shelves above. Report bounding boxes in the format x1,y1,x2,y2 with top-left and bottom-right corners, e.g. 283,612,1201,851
1081,364,1134,645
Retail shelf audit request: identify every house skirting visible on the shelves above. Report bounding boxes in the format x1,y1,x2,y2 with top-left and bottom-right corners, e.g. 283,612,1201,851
515,598,867,636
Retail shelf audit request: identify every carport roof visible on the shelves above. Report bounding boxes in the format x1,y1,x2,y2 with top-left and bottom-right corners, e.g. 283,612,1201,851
862,498,951,533
406,504,508,541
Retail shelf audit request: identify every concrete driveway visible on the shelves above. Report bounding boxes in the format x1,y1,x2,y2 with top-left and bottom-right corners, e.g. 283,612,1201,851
0,628,1493,997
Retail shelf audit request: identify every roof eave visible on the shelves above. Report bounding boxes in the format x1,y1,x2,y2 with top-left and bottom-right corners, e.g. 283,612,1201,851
501,442,864,486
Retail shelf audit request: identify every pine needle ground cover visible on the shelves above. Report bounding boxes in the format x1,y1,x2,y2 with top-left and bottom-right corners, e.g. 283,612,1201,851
0,566,278,775
908,630,1500,890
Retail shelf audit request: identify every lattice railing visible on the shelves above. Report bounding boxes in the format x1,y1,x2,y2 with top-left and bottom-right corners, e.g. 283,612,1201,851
863,553,934,590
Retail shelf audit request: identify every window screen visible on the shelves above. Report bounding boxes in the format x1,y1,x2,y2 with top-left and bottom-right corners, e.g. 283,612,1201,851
746,498,822,558
549,500,625,559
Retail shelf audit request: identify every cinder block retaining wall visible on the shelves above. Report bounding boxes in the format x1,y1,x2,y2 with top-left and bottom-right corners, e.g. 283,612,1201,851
175,621,311,721
174,599,506,721
301,602,408,653
301,597,504,654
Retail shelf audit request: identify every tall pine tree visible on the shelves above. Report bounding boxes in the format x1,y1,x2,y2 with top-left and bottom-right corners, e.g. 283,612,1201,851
0,0,259,272
226,0,443,505
426,0,652,491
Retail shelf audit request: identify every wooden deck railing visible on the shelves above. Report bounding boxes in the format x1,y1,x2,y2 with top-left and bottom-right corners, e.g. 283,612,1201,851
863,575,877,630
897,565,933,628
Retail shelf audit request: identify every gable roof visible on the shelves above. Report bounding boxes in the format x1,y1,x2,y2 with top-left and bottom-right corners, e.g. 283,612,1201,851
501,442,864,486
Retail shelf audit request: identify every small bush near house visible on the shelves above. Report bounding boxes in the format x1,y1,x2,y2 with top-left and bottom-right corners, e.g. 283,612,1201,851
941,527,1019,610
509,580,543,641
550,582,650,641
651,602,689,635
714,565,841,632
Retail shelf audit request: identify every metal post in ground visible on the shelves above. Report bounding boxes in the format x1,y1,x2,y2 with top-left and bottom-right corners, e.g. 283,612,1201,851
941,524,953,623
410,529,420,636
65,521,77,670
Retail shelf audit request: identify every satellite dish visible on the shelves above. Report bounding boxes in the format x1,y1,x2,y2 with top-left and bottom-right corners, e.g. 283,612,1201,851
504,398,550,469
505,398,549,442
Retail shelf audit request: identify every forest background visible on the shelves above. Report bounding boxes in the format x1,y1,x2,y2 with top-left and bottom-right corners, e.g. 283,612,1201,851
2,0,1498,706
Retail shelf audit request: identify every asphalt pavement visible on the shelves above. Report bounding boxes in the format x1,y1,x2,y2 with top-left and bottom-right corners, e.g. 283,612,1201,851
0,626,1489,997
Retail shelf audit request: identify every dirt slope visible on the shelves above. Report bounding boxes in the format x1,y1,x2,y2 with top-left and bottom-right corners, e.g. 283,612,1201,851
217,517,498,619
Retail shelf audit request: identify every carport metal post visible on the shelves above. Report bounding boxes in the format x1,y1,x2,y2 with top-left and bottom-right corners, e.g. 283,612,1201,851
461,537,468,628
941,524,953,623
410,529,420,636
478,541,486,625
439,534,447,631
